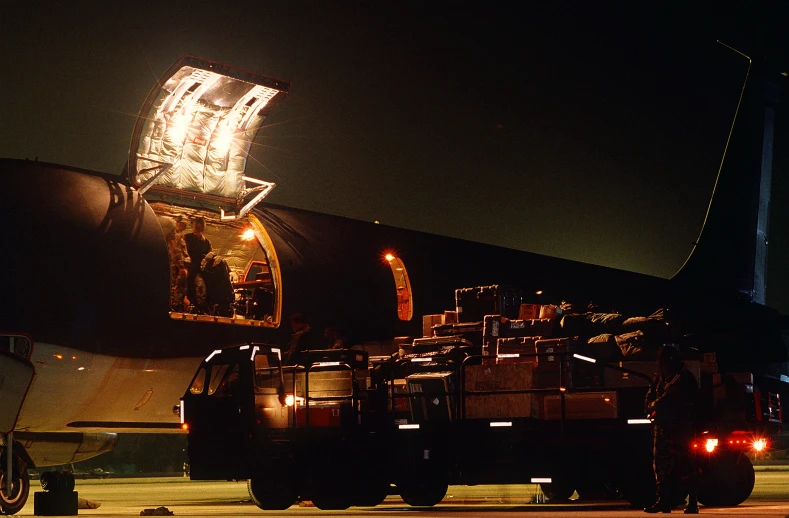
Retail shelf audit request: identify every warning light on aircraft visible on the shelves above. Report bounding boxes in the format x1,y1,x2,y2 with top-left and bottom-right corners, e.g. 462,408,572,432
241,228,256,241
385,253,395,262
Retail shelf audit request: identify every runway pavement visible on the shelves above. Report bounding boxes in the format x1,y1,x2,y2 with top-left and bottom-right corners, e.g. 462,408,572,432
12,470,789,517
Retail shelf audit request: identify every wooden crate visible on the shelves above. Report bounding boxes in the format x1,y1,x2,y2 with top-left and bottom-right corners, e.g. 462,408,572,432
463,363,537,418
422,314,444,337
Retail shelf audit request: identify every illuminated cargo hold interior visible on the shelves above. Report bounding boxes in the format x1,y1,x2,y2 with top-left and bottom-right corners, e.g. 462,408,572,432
150,202,281,327
124,57,290,328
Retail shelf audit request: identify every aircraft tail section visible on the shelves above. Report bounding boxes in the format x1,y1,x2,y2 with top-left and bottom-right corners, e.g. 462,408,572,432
672,55,787,313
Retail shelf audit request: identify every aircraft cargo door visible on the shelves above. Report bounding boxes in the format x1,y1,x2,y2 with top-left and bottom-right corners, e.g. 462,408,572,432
126,55,288,330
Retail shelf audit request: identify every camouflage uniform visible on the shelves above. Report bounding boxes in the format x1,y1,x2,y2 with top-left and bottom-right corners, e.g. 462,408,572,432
645,365,700,504
167,234,188,310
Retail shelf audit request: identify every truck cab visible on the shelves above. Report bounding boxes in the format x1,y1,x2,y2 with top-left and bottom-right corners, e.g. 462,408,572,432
181,343,384,511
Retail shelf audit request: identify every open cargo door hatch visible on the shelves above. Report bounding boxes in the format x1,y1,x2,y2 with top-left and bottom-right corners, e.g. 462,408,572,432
127,55,289,219
126,57,289,328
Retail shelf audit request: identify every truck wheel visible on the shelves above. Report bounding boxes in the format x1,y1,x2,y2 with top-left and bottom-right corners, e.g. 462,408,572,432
698,453,755,507
575,483,617,501
311,488,352,510
353,480,390,507
248,476,297,510
621,464,656,509
539,481,574,502
398,480,448,507
0,467,29,515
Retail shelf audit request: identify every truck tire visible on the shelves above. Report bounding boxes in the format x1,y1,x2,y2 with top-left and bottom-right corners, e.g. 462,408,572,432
248,476,297,510
0,467,29,515
698,453,755,507
311,488,352,510
540,481,575,502
353,480,389,507
398,480,448,507
621,463,656,509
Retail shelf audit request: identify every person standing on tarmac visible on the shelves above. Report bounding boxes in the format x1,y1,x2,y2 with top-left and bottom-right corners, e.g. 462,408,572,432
644,345,700,514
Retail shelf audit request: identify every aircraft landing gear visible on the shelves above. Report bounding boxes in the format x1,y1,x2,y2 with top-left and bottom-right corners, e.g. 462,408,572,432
0,434,35,515
0,441,30,515
0,467,29,515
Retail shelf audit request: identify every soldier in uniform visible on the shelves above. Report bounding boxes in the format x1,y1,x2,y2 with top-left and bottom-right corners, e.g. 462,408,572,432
644,345,700,514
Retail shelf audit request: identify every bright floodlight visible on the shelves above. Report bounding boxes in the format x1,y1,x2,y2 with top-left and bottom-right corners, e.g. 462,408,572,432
241,228,256,241
285,395,295,407
753,439,766,452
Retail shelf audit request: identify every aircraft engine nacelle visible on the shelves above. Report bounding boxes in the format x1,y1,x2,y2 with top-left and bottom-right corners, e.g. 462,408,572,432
14,432,118,467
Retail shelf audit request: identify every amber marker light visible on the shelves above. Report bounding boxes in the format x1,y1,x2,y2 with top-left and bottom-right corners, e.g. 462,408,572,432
181,423,189,431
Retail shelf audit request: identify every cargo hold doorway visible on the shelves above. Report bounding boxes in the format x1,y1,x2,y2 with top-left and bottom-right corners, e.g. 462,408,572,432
151,203,281,328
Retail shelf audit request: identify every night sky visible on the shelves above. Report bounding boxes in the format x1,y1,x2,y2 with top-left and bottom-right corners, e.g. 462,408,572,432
2,2,786,279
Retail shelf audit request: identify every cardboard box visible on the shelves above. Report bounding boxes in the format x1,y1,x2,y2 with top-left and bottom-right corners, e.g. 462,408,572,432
518,304,541,320
465,362,534,391
542,391,618,420
539,304,562,319
464,363,536,418
422,314,444,337
444,310,459,324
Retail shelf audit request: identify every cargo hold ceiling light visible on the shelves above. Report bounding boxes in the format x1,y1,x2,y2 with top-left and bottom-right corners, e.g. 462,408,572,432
128,56,290,219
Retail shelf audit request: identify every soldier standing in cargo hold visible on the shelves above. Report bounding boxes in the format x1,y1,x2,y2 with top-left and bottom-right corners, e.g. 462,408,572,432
184,217,212,311
644,346,700,514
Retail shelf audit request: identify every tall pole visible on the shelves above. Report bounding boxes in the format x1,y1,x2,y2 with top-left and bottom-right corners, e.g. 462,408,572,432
5,337,13,496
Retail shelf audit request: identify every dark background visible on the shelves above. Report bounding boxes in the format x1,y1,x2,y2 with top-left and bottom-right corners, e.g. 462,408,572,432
1,1,787,279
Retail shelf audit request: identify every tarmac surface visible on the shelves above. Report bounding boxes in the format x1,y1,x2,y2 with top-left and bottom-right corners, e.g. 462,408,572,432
12,469,789,518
